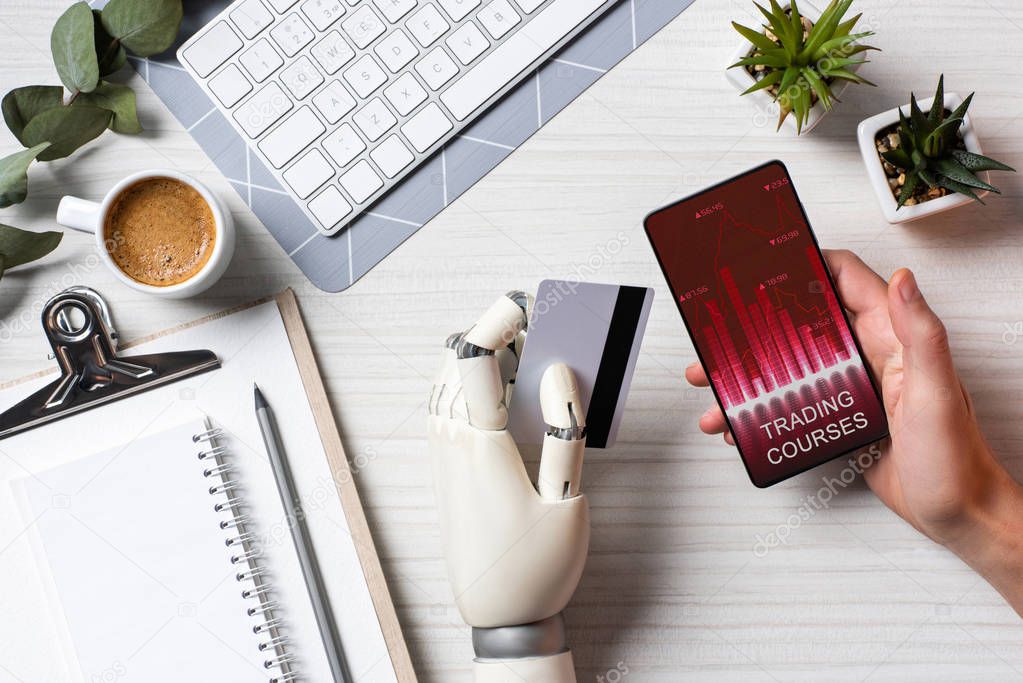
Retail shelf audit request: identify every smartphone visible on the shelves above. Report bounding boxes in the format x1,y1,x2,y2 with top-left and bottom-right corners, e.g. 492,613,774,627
644,161,888,487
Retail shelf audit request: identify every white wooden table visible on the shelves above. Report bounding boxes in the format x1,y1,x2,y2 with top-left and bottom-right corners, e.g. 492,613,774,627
2,1,1022,680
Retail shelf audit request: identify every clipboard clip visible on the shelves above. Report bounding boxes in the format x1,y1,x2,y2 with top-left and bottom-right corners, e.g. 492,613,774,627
0,287,220,440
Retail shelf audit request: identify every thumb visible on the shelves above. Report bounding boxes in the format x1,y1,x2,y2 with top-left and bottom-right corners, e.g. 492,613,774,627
888,268,958,399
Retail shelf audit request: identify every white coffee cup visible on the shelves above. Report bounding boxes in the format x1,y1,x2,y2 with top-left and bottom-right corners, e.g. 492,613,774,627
56,169,235,299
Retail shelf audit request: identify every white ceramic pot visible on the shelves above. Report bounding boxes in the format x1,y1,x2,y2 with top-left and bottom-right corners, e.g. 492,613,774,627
856,93,987,224
725,0,865,135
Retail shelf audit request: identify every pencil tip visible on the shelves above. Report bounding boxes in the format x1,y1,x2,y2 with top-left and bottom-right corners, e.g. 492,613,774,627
254,384,267,410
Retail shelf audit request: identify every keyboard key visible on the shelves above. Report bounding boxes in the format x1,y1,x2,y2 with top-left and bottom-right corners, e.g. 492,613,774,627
282,71,324,105
301,0,346,30
342,6,386,48
258,106,326,167
271,13,315,56
477,0,519,39
383,72,427,115
283,149,335,198
406,4,448,47
401,101,451,152
442,0,604,120
310,31,356,73
239,38,284,81
340,160,384,203
438,0,480,21
370,135,414,178
353,98,397,141
208,64,253,107
313,80,357,122
266,0,300,12
513,0,544,12
323,123,366,166
415,47,458,90
280,56,324,99
446,22,489,64
308,186,353,229
375,29,419,73
233,82,293,137
373,0,417,23
343,55,387,97
181,22,243,77
231,0,274,38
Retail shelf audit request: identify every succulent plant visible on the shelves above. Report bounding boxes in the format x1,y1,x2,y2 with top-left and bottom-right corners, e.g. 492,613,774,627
730,0,878,133
881,75,1015,207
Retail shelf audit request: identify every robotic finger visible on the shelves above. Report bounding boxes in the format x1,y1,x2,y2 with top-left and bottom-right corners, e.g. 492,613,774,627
456,291,530,431
537,363,586,500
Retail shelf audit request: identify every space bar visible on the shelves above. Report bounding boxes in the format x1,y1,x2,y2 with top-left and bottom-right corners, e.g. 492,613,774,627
441,0,607,121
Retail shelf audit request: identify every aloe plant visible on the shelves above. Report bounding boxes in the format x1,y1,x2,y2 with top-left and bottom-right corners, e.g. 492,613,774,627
881,75,1015,207
730,0,878,133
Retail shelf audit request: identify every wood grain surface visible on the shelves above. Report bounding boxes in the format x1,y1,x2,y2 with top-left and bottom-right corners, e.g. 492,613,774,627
1,1,1022,680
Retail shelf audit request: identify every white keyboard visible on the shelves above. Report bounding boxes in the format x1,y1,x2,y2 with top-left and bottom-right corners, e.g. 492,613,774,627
178,0,615,236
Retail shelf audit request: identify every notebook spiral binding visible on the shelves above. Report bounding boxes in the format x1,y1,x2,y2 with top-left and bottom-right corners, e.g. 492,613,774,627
194,427,300,683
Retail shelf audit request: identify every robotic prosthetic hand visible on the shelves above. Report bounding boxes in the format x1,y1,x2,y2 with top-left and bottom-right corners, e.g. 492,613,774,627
427,292,590,683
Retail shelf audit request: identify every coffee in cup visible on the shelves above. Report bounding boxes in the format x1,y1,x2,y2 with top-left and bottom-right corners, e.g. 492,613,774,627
103,177,217,287
57,170,235,299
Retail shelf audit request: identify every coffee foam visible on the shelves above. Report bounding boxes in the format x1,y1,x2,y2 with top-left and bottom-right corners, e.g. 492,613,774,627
104,178,216,287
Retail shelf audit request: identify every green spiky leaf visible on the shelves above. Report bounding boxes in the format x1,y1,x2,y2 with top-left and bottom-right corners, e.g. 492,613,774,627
937,176,983,204
741,70,784,95
933,158,999,193
733,21,781,51
882,148,912,169
928,75,945,124
950,150,1015,173
897,172,920,208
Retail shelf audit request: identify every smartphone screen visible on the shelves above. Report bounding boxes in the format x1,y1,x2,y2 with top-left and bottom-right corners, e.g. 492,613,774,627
644,161,888,487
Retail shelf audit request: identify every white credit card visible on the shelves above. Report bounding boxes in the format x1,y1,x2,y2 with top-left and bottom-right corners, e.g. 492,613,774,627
508,280,654,448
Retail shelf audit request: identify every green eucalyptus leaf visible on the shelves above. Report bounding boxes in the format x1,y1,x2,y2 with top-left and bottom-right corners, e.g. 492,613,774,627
2,85,64,145
93,9,127,76
21,104,111,161
79,81,141,134
0,143,51,208
51,2,100,94
100,0,183,57
0,224,62,277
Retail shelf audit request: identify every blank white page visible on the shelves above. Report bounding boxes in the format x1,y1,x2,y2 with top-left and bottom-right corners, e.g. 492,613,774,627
12,418,266,681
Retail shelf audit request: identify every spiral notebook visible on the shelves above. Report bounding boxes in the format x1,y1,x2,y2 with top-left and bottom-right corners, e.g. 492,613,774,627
12,418,304,680
0,292,414,682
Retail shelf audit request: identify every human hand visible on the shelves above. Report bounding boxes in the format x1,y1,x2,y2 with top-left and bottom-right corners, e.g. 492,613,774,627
686,250,1023,613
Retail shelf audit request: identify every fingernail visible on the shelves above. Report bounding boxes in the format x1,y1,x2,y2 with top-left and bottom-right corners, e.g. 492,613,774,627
898,270,919,303
686,362,698,370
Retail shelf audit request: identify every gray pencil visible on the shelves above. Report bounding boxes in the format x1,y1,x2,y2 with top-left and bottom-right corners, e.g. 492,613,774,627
254,384,349,683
